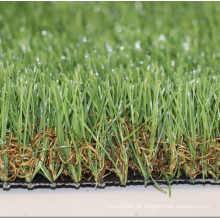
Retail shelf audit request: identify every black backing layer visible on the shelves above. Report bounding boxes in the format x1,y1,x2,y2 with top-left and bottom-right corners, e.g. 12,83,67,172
0,169,218,189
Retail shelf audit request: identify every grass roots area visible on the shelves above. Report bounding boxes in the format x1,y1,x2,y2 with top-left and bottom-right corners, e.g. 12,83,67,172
1,2,220,194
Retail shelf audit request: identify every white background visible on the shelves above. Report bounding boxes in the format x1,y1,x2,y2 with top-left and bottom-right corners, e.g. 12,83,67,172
0,183,219,217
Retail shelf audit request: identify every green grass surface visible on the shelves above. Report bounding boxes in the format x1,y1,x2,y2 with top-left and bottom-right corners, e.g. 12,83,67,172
1,2,220,194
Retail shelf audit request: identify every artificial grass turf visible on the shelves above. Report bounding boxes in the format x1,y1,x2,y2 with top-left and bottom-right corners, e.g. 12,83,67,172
1,1,220,194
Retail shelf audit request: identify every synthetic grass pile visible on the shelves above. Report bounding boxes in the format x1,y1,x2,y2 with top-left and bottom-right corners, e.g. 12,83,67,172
1,2,220,193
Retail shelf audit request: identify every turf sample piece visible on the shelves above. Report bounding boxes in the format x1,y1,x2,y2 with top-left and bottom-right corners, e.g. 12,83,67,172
0,2,220,195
